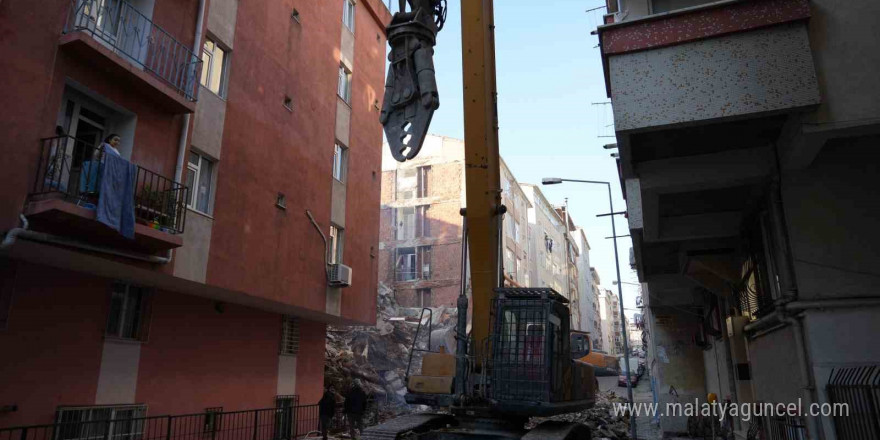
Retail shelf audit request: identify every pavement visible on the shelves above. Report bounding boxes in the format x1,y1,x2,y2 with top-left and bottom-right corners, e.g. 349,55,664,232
597,374,691,440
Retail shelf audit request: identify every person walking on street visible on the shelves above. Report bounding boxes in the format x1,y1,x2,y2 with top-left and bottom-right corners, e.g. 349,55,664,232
343,381,368,440
318,386,336,440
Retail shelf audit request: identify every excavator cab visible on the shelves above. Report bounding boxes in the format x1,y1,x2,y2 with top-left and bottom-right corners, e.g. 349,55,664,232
490,288,597,416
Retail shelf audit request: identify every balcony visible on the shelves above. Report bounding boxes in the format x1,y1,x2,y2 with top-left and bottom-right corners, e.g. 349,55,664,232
60,0,201,113
598,0,820,133
25,136,187,252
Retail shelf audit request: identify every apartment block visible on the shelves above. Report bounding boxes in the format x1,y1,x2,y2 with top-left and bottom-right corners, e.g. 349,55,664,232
574,229,601,340
0,0,389,428
599,0,880,436
378,135,535,309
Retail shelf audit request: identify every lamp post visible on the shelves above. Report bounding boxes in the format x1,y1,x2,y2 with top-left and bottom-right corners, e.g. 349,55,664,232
613,280,641,287
542,177,636,440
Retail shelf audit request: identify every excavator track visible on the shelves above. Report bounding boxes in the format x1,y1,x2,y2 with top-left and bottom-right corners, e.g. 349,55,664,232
361,413,454,440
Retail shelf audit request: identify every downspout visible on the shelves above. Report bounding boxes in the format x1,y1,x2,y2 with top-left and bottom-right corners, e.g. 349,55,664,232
780,314,822,440
1,215,29,249
174,0,208,184
305,210,331,281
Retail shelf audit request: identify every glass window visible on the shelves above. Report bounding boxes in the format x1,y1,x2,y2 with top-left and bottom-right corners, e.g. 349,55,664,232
201,38,228,97
342,0,355,32
186,151,215,213
332,144,347,182
106,283,149,341
56,405,146,440
338,64,352,103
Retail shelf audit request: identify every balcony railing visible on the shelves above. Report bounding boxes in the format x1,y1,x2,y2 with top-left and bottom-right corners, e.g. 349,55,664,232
65,0,201,102
31,136,188,234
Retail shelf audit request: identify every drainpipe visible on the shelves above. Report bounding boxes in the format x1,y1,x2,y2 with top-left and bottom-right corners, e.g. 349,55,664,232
174,0,208,184
1,215,29,249
780,314,822,440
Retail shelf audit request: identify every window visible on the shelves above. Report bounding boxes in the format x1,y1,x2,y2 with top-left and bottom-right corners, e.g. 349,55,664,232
56,405,146,440
201,38,228,97
417,166,430,197
395,247,416,281
396,166,429,200
274,396,296,439
280,315,299,355
332,144,348,182
395,207,415,240
396,168,417,200
337,64,352,103
106,283,150,341
342,0,355,32
416,289,432,308
329,226,343,264
185,151,214,213
419,246,432,279
416,205,430,237
514,221,520,242
203,408,222,434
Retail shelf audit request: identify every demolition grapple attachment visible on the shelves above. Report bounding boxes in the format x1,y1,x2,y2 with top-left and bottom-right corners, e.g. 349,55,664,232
380,0,446,162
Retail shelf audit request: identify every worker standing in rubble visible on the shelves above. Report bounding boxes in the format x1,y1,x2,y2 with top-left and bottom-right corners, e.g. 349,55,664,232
318,385,336,440
343,380,368,440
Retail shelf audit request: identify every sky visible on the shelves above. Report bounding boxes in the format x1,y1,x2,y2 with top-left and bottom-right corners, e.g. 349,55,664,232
385,1,642,318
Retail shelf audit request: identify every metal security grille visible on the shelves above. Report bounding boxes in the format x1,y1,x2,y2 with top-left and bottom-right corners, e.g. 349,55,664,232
55,405,147,440
280,316,299,355
827,366,880,439
490,288,562,403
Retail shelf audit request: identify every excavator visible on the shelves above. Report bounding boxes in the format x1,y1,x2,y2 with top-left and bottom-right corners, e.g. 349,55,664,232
368,1,599,439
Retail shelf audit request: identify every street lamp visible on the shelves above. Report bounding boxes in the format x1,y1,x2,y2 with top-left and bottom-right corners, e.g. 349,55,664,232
542,177,637,440
613,280,640,287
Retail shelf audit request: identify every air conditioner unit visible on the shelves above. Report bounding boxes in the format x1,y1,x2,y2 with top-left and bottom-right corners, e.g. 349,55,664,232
328,264,352,287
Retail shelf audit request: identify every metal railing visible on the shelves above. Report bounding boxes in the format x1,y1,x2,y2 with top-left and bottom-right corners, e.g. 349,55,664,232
827,366,880,439
65,0,201,101
31,136,188,234
0,405,322,440
764,415,808,440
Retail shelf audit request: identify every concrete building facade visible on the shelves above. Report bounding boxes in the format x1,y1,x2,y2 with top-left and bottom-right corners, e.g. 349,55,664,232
599,0,880,437
0,0,389,428
598,289,623,355
574,230,601,341
521,184,569,298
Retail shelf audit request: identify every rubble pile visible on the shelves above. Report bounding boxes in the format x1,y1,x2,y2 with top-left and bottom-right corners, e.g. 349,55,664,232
527,390,632,439
325,283,457,418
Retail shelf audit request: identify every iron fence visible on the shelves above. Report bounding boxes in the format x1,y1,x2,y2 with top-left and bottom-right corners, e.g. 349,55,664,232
0,405,323,440
31,136,188,234
827,365,880,440
65,0,201,101
764,415,808,440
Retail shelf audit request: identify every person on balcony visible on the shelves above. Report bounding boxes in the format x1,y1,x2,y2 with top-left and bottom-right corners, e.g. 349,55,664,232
100,133,122,157
81,134,123,194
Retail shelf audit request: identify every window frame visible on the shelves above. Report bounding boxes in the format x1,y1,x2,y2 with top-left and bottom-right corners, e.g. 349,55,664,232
329,225,344,264
280,315,299,355
185,151,215,214
200,37,230,98
55,404,147,440
337,64,352,104
105,283,151,342
332,143,348,182
342,0,356,33
416,288,432,308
